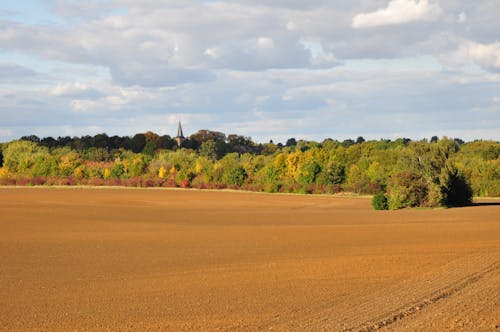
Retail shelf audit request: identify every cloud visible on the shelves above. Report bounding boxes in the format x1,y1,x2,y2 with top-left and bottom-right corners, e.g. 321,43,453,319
1,1,499,143
466,41,500,71
457,11,467,23
352,0,443,29
50,82,103,98
48,0,119,19
0,2,333,86
0,62,37,82
442,40,500,72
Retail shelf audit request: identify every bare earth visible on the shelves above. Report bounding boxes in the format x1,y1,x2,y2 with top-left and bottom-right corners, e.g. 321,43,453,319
0,188,498,331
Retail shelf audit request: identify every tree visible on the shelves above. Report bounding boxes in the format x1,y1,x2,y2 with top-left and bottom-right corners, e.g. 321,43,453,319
20,135,40,143
157,135,176,150
130,134,146,153
372,193,389,210
298,160,321,185
262,142,278,155
57,149,81,176
217,153,247,186
127,154,149,178
317,161,345,185
83,147,110,162
286,138,297,147
356,136,365,144
342,139,355,148
40,136,57,148
227,134,254,153
199,140,218,161
387,138,473,209
259,164,281,192
93,133,110,150
190,130,226,144
32,153,58,177
144,131,160,145
222,164,247,187
437,164,473,207
142,141,157,156
388,171,428,209
2,140,46,175
194,156,215,183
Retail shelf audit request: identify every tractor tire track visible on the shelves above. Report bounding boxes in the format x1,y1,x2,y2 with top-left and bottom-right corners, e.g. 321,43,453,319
253,251,499,331
351,259,499,332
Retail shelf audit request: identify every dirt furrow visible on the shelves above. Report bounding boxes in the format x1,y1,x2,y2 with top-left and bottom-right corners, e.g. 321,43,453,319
1,188,498,331
258,252,499,331
353,259,500,331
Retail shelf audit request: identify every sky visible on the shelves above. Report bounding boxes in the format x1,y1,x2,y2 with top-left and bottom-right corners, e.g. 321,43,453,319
0,0,499,143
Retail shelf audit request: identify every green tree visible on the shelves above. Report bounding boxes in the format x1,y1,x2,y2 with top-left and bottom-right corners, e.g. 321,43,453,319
32,153,58,177
110,161,125,178
316,161,345,185
388,171,428,209
438,165,473,207
223,165,247,187
199,140,218,161
298,160,321,185
142,141,157,156
2,140,47,175
217,153,248,187
259,164,281,192
372,193,389,210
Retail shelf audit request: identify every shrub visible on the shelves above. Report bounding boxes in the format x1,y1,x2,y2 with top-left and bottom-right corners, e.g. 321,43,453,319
439,167,473,207
85,178,105,186
0,177,16,185
57,176,77,186
388,171,428,209
298,160,321,185
15,177,31,186
372,193,389,210
30,177,46,186
316,162,345,185
222,165,247,187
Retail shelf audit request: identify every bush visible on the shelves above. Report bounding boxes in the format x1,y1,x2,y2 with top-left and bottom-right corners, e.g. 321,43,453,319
30,177,46,186
298,160,321,185
222,165,247,187
372,193,389,210
388,171,428,209
440,167,473,207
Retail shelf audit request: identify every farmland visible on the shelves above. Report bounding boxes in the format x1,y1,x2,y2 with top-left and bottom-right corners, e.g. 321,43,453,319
0,188,498,331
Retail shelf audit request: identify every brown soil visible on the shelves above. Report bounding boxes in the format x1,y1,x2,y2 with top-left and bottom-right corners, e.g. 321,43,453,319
0,188,498,331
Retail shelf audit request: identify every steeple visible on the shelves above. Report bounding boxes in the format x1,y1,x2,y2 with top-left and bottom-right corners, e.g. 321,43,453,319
176,121,185,146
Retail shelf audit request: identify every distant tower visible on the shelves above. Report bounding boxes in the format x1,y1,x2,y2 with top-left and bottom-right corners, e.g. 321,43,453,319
176,121,185,146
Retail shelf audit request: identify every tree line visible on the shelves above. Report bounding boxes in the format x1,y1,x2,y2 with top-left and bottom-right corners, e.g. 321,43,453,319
1,131,498,209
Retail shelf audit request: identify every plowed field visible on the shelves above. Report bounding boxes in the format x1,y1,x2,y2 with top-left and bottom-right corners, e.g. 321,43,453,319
0,188,498,331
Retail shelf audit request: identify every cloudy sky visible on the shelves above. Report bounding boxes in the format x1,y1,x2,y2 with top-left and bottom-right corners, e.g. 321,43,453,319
1,0,499,143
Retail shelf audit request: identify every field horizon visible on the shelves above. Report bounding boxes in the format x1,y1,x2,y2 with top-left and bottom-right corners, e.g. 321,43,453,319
1,187,498,330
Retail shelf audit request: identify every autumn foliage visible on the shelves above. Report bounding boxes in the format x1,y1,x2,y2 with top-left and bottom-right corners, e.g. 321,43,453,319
0,135,498,209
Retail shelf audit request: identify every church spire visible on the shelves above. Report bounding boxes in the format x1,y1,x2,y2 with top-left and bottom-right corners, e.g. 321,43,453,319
176,121,185,146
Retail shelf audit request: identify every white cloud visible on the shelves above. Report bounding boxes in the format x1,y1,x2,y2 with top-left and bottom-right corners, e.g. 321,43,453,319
466,41,500,71
70,99,98,113
352,0,443,29
457,11,467,23
1,1,499,142
256,37,274,50
50,82,102,98
443,40,500,72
